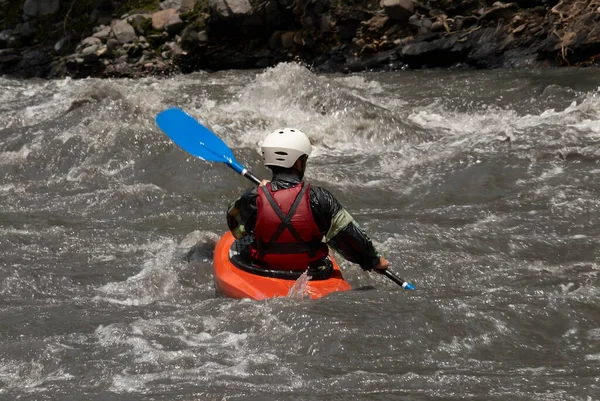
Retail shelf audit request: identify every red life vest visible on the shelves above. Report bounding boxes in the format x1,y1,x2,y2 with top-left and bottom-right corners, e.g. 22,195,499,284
250,182,329,271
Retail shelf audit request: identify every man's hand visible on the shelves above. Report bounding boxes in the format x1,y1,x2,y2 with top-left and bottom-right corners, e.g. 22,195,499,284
373,257,389,271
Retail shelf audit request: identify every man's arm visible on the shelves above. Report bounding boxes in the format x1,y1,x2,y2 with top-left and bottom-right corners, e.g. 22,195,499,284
226,187,258,239
311,186,386,270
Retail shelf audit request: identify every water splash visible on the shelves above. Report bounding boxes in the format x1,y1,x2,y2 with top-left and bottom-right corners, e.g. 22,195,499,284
286,271,312,300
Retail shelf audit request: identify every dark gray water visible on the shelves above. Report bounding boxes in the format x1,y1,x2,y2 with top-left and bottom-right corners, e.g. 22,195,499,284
1,64,599,400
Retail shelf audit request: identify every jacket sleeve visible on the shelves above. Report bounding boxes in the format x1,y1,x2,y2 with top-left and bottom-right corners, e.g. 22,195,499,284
227,187,258,239
310,186,382,270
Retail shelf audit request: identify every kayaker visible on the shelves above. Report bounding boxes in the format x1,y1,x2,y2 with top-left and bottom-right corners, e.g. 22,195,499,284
226,128,389,278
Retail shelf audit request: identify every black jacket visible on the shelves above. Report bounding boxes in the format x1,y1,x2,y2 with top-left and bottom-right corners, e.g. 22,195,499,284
227,171,381,270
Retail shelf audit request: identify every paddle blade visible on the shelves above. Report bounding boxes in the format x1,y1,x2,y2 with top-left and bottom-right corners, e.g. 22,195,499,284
156,107,235,164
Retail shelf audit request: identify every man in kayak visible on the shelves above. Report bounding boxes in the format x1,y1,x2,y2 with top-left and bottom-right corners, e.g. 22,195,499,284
226,128,389,277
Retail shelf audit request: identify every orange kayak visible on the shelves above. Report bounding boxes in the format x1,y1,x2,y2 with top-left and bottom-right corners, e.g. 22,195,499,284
213,231,352,300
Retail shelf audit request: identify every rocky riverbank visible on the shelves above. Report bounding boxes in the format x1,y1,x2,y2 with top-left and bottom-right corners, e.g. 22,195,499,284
1,0,600,79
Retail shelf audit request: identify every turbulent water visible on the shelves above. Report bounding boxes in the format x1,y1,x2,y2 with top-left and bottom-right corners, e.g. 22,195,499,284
1,64,599,401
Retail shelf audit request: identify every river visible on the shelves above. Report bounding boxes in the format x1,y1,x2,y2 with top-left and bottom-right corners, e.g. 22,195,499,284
1,63,599,400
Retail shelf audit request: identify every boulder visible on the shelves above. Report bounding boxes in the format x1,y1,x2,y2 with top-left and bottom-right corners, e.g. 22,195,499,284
152,9,178,30
165,14,184,33
381,0,414,22
23,0,60,18
112,20,137,44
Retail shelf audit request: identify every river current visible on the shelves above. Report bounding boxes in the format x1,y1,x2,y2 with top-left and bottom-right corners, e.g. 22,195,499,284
1,64,599,400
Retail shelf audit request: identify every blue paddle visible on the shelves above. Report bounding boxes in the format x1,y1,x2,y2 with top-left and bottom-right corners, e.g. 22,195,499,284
155,107,261,185
155,107,415,291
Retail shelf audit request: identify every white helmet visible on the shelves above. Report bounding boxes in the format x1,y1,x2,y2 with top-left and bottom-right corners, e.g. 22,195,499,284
261,128,312,168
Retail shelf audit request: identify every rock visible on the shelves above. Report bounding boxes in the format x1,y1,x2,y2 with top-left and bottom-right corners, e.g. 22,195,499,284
106,38,120,52
23,0,60,18
381,0,414,22
152,9,178,30
112,20,137,44
269,31,282,49
293,31,304,46
0,29,13,49
198,31,208,42
210,0,252,18
165,14,184,33
81,45,99,56
0,48,21,66
82,36,102,47
54,36,70,54
164,41,183,55
160,0,196,12
180,26,199,49
92,26,112,40
16,22,36,38
281,31,295,48
431,20,445,32
96,45,108,58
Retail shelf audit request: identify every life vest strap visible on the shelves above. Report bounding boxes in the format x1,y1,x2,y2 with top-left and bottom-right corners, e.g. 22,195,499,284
260,181,309,244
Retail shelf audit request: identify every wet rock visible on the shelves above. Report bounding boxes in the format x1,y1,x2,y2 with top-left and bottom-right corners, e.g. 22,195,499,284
23,0,60,18
112,20,137,44
381,0,414,22
152,9,178,30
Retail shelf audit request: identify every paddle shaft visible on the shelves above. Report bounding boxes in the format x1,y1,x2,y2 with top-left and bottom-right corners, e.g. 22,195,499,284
380,270,416,290
230,163,261,186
